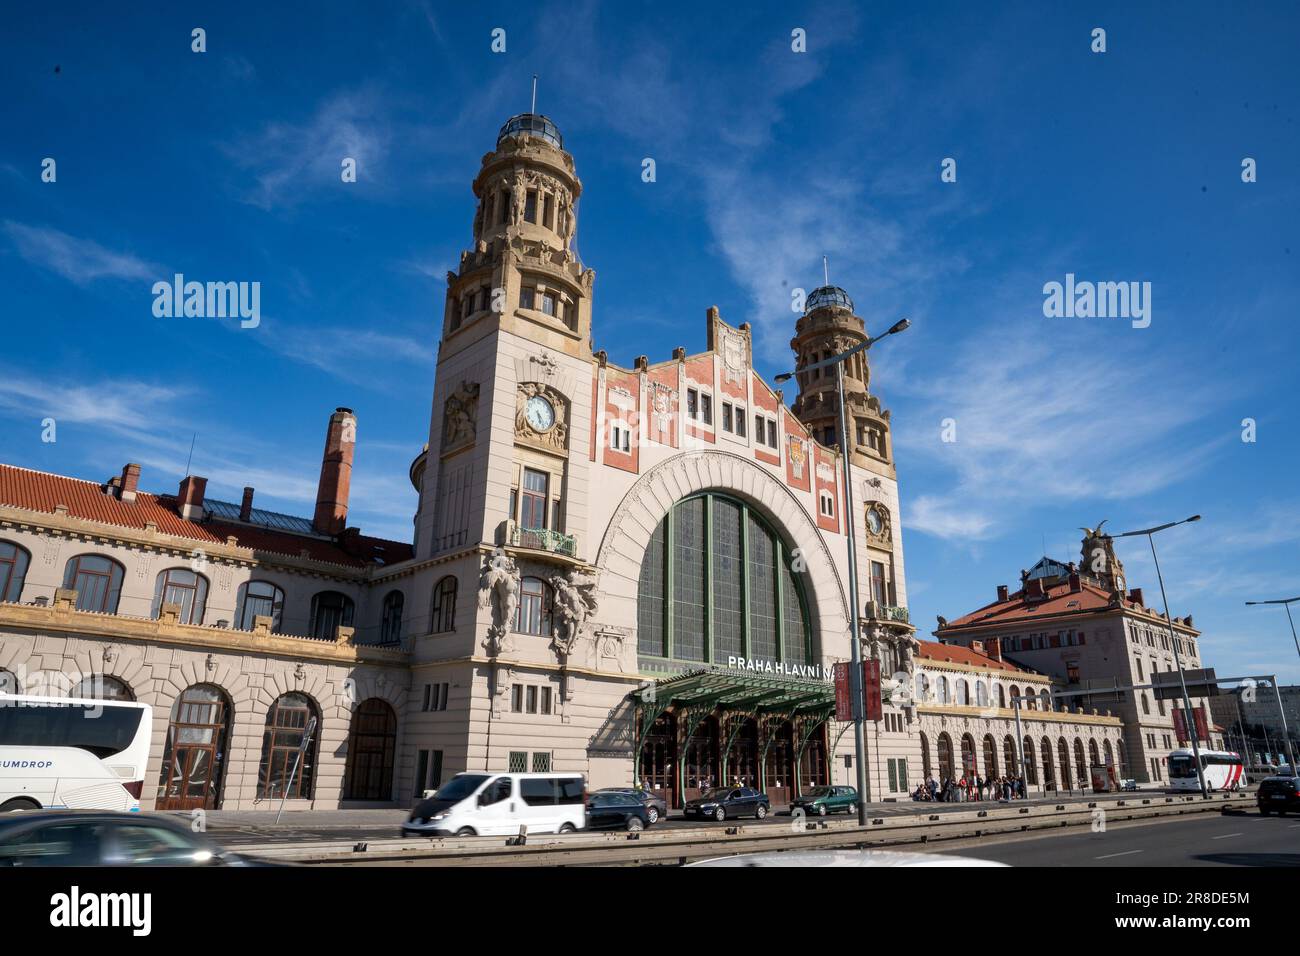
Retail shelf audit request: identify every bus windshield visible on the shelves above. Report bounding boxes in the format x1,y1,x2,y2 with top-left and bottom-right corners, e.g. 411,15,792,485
1168,754,1198,778
0,701,144,759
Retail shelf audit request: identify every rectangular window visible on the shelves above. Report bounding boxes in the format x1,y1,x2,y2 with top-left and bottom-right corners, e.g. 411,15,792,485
687,388,698,420
611,424,630,452
511,684,524,713
519,286,535,310
521,468,548,529
421,684,432,712
1066,662,1080,684
898,758,908,792
543,194,554,229
767,419,777,448
436,682,449,711
735,407,746,437
541,686,552,715
531,752,551,773
526,686,538,714
541,292,557,317
429,750,443,790
722,403,733,433
871,561,887,605
525,190,538,223
551,499,563,531
888,759,898,793
755,413,764,442
413,751,429,798
701,394,713,425
498,190,509,224
508,751,528,773
819,492,834,517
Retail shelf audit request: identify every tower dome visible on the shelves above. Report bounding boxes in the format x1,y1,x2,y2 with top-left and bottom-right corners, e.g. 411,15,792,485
497,113,564,150
804,285,854,314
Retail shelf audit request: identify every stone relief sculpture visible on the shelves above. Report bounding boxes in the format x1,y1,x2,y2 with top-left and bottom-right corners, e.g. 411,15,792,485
478,547,519,655
549,569,599,663
442,381,480,453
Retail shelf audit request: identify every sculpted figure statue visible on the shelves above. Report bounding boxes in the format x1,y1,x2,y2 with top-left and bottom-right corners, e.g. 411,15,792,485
478,548,519,654
549,569,599,662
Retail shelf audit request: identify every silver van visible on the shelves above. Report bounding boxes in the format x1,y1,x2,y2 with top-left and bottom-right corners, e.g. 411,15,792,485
402,772,586,837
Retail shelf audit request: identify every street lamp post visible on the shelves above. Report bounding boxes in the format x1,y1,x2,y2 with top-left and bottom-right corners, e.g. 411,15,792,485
775,316,909,826
1116,516,1208,799
1245,598,1300,772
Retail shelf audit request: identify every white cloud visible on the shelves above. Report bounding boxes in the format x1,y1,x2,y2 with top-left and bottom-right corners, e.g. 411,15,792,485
906,494,997,541
2,221,160,285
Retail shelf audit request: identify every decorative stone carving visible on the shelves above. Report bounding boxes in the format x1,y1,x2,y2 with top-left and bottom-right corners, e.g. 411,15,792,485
787,436,807,479
549,569,599,664
718,327,748,386
441,381,480,454
595,625,631,673
864,502,892,545
515,382,569,453
650,383,674,432
478,547,519,655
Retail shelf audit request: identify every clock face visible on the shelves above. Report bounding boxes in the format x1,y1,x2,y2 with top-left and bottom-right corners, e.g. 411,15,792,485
526,395,555,431
866,508,883,535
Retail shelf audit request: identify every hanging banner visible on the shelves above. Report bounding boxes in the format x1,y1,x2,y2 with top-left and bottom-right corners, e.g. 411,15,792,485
834,662,852,722
863,659,883,722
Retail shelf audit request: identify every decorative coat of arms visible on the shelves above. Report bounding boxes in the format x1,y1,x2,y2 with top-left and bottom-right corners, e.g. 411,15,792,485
787,436,807,479
720,329,747,386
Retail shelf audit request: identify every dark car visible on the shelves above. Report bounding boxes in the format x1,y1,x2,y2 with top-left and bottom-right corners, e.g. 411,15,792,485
586,791,653,831
790,785,859,817
0,811,262,867
596,787,668,825
1257,775,1300,815
683,786,770,822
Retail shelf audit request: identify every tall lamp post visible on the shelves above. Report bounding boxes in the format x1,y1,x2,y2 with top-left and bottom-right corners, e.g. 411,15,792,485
774,316,909,825
1245,596,1300,768
1115,516,1208,798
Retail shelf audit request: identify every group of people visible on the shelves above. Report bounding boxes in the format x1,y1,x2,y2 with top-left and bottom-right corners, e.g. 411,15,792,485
911,774,1026,802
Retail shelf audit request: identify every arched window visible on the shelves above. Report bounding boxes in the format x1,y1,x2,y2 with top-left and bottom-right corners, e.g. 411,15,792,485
516,576,553,635
1003,735,1018,778
62,554,125,613
343,699,397,800
1057,738,1072,789
156,683,231,810
0,540,31,603
236,580,285,631
1104,739,1115,771
937,733,954,780
71,675,133,701
379,590,404,644
936,676,950,704
1090,739,1101,768
920,732,932,779
975,681,988,708
1023,737,1038,785
960,734,977,777
636,492,812,665
1117,739,1128,776
996,684,1006,709
1009,684,1021,707
152,568,209,625
956,679,969,706
1039,689,1051,711
982,734,998,778
0,668,16,695
310,590,355,640
915,672,930,702
1075,738,1088,785
1141,693,1151,715
259,692,319,799
430,576,457,633
1041,736,1056,789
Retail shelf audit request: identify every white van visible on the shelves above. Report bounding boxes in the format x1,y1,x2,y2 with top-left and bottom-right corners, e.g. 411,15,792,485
402,772,585,837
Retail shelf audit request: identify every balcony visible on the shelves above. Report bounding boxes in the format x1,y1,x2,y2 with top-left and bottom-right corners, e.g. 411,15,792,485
864,602,910,625
510,524,578,558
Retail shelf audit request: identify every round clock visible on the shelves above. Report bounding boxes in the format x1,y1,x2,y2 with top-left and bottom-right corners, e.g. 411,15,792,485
525,395,555,431
866,508,884,535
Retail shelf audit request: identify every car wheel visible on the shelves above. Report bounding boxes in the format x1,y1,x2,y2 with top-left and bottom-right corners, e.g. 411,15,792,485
626,816,644,832
455,827,477,837
714,807,726,822
755,804,768,819
559,823,577,834
0,798,40,813
646,806,660,825
817,804,828,817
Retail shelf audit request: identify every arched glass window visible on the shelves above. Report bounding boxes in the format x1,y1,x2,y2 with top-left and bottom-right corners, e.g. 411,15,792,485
62,554,125,613
960,734,977,777
1104,739,1115,769
259,692,319,799
1003,735,1018,778
310,590,355,640
636,493,812,665
152,568,209,625
1057,738,1072,789
982,734,998,778
1039,689,1051,711
0,540,31,603
995,683,1006,709
1009,684,1021,707
1023,737,1038,785
915,672,930,702
920,732,932,779
956,679,969,706
157,684,231,810
936,676,950,704
1075,738,1088,784
976,681,988,708
236,580,285,631
937,733,954,780
71,675,133,701
1041,736,1056,789
343,699,397,800
516,576,553,635
1090,739,1101,768
431,576,457,633
379,590,404,644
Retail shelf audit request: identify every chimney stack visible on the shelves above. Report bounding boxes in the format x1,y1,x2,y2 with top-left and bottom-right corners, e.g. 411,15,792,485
996,584,1009,602
240,486,255,522
987,637,1003,662
314,407,356,536
1068,571,1081,592
178,475,207,521
119,463,141,503
1128,587,1144,607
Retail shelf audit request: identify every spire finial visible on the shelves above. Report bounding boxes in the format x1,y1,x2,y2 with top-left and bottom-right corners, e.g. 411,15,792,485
531,74,538,114
822,255,829,287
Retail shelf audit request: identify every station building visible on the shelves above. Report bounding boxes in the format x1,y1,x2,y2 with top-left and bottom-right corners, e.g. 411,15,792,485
0,112,1121,810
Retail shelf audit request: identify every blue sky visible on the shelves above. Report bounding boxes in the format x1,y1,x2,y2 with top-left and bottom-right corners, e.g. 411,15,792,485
2,2,1298,682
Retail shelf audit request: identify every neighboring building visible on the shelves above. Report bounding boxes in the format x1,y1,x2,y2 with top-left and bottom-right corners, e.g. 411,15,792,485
0,111,1119,811
934,534,1224,784
1238,684,1300,739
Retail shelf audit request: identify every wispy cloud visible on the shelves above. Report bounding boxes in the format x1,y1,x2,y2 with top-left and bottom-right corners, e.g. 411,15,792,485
0,370,186,443
2,221,160,285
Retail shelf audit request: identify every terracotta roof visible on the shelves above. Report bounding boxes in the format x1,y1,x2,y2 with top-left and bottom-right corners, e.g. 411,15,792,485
0,463,411,568
916,639,1034,675
941,579,1118,629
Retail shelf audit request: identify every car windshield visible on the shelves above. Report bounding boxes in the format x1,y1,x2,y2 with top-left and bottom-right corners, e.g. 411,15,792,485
806,787,834,797
431,774,490,802
701,788,736,800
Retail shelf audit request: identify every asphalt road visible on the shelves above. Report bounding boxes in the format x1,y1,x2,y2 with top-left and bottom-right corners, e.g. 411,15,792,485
920,809,1300,866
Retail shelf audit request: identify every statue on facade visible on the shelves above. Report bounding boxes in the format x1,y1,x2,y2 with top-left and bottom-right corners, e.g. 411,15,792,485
549,569,599,663
478,547,519,655
442,381,480,452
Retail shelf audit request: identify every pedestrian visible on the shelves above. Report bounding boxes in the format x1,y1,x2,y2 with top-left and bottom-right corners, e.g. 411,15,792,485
976,775,985,800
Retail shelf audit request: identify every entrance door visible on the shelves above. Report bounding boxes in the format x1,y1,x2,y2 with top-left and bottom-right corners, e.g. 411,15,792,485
156,684,229,811
682,716,719,805
764,722,795,807
639,713,677,809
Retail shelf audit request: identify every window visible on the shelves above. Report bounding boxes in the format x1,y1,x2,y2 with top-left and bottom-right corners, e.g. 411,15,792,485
722,402,733,433
152,568,209,625
421,682,449,712
258,693,319,799
62,554,125,613
380,590,404,644
755,413,765,443
541,291,558,317
521,469,548,530
71,675,133,701
508,752,528,773
309,590,355,640
687,388,698,420
735,407,746,437
543,194,554,229
236,580,285,631
431,576,457,633
870,561,887,605
1066,661,1080,684
526,686,538,714
516,577,553,635
531,752,551,773
700,394,713,425
767,419,778,449
818,491,834,517
519,286,535,310
0,540,31,603
511,684,523,712
524,189,538,223
413,749,443,798
541,686,553,714
611,423,631,452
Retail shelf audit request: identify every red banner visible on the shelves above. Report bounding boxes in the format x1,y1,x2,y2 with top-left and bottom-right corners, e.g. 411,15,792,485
1173,706,1187,742
834,662,852,722
863,659,882,722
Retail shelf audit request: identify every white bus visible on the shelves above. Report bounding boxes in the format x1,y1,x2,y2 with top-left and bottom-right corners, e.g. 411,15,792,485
0,694,152,812
1168,748,1245,791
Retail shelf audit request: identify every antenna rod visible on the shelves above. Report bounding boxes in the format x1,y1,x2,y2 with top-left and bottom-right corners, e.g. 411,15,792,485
531,74,538,114
823,255,829,287
184,433,196,477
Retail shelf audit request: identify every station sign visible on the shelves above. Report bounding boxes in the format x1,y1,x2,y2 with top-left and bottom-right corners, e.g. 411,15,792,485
1152,667,1220,700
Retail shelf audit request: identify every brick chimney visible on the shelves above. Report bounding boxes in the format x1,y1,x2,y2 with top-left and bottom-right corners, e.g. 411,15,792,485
1127,587,1144,607
1068,570,1081,592
996,584,1009,602
986,636,1003,662
178,475,207,521
240,486,254,522
119,463,141,503
314,407,356,536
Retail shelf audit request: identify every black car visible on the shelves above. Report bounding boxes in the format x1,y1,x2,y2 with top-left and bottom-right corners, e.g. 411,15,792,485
0,811,263,867
683,786,770,822
586,791,652,831
1257,775,1300,815
595,787,668,825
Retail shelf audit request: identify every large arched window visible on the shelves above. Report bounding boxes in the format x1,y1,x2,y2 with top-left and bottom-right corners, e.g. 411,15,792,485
636,493,812,665
379,590,404,644
915,672,930,702
975,681,988,708
236,580,285,631
919,732,932,779
152,568,209,625
71,675,133,701
982,734,998,778
1075,738,1088,786
960,733,977,777
937,733,954,780
1022,737,1038,785
62,554,125,613
0,540,31,603
936,676,950,704
157,684,231,810
995,683,1006,709
1041,736,1056,789
1003,735,1018,778
310,590,355,640
516,576,553,635
1057,738,1072,789
431,576,457,633
343,699,397,800
259,692,319,799
955,679,969,706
